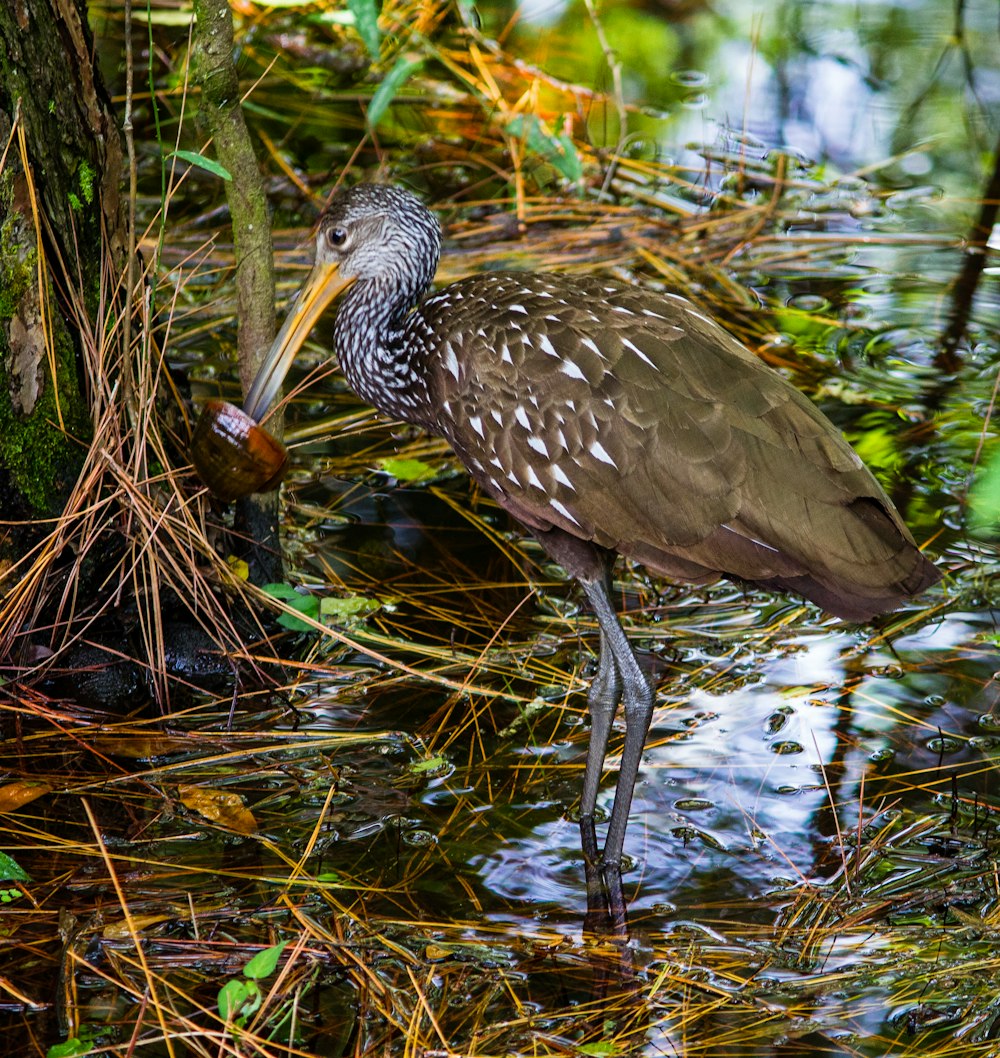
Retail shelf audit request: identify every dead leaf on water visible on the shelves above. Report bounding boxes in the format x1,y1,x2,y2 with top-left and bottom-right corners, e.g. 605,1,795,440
0,782,53,813
178,784,258,835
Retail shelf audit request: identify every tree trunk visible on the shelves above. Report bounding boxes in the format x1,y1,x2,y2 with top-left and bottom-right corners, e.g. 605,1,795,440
0,0,126,533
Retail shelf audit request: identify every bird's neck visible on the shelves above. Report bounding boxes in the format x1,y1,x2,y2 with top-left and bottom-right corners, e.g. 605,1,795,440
334,274,433,424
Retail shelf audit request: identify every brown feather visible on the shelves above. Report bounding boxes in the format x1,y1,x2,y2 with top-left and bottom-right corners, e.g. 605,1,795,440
414,272,938,619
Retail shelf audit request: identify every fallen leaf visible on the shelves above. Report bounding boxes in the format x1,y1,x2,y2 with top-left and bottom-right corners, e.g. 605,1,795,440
178,785,257,835
0,781,52,814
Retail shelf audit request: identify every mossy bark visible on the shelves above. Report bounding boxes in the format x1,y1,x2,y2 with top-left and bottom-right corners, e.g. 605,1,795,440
192,0,283,584
0,0,126,530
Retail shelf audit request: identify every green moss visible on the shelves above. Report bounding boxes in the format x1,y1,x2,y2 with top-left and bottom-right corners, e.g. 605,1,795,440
0,170,91,513
0,194,34,320
67,161,96,212
0,324,90,514
77,160,95,205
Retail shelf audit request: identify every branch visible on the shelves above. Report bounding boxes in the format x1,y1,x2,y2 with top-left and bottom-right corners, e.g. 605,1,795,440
192,0,282,583
191,0,275,395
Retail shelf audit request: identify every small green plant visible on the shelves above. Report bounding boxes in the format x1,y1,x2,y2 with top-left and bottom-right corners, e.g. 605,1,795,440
217,941,288,1027
46,1029,98,1058
377,455,439,481
263,583,379,631
346,0,381,58
505,113,583,183
970,447,1000,535
368,53,424,128
407,754,450,777
0,851,30,882
169,149,232,181
77,160,95,204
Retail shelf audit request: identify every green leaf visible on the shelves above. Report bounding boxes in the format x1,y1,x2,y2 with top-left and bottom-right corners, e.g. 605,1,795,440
544,131,583,182
408,755,449,776
218,978,260,1022
505,115,582,183
0,888,23,903
970,447,1000,535
454,0,480,29
46,1040,94,1058
367,54,424,128
319,596,379,624
262,583,320,632
347,0,382,58
170,149,232,182
244,941,288,980
577,1044,619,1057
262,582,299,601
277,604,318,631
377,456,436,481
0,851,30,882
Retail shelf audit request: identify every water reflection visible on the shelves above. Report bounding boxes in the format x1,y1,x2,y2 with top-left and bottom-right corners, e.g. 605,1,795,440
481,0,996,201
445,608,967,923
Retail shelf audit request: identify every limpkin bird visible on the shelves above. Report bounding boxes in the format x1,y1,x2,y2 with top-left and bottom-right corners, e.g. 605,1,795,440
208,182,940,884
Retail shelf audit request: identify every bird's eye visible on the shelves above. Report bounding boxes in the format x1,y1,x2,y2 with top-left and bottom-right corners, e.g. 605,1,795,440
328,227,348,247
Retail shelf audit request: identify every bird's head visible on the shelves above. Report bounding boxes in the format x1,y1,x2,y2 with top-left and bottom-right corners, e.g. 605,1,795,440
315,183,441,286
244,183,441,421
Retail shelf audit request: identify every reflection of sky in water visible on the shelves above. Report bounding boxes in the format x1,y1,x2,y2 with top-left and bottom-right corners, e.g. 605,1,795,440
633,41,887,169
474,613,971,923
489,0,994,192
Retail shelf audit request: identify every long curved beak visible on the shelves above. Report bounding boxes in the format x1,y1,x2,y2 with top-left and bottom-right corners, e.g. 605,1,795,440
243,260,356,422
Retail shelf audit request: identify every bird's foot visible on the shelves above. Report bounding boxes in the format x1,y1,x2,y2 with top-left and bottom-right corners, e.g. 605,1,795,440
579,816,629,936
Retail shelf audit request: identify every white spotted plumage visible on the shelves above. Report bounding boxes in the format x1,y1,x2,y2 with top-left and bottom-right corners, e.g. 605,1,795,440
314,183,935,629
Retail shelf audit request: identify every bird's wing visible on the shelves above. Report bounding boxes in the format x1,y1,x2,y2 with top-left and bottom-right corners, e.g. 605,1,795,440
419,274,929,605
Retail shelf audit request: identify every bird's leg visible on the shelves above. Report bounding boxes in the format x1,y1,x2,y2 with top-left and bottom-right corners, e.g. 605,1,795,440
580,625,623,828
579,586,623,924
533,531,644,926
580,574,654,869
579,554,621,871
